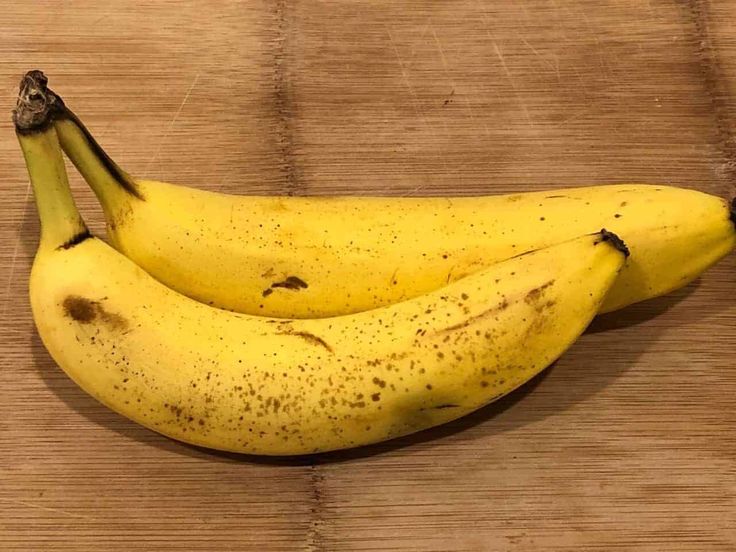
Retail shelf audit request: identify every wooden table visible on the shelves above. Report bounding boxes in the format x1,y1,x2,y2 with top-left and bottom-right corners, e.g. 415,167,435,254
1,1,735,550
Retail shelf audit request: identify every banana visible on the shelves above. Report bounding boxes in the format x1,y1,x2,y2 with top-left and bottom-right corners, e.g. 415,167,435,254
16,83,626,455
25,71,732,319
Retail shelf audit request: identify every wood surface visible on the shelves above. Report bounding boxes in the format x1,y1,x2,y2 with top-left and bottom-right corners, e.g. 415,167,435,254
1,1,735,550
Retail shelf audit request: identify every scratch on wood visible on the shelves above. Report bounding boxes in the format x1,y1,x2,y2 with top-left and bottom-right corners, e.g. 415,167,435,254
491,40,534,128
273,0,302,195
520,37,561,82
475,1,535,129
0,498,93,520
386,27,424,125
430,24,451,76
1,181,32,318
559,105,595,127
143,72,201,178
689,0,736,187
491,41,513,83
386,25,450,195
305,462,326,551
430,23,486,135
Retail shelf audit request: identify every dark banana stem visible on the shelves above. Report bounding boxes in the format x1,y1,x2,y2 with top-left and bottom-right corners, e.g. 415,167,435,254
14,69,143,202
13,70,61,134
14,72,89,249
599,229,630,257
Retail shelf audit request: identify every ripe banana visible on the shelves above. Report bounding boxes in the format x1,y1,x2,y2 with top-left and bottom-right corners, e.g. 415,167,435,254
26,71,732,319
17,88,626,455
32,79,733,319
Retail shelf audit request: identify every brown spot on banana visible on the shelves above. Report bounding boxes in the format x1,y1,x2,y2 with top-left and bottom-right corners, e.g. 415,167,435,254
372,377,387,388
62,296,128,330
436,299,510,335
263,276,309,297
62,296,95,322
524,280,555,304
271,276,308,290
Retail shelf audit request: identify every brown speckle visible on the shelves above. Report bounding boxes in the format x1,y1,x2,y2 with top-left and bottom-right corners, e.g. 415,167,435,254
371,393,381,401
277,330,333,353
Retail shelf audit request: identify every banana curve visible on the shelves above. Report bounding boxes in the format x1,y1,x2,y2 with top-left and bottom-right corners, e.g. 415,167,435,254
31,231,625,455
15,96,628,454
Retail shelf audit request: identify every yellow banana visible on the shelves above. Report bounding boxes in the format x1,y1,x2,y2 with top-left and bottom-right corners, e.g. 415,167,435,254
17,84,626,455
28,71,732,319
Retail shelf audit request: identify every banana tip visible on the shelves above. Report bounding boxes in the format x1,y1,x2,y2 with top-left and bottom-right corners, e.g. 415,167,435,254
599,229,630,258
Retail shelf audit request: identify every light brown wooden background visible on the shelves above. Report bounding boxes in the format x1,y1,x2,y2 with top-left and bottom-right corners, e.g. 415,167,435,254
1,1,735,550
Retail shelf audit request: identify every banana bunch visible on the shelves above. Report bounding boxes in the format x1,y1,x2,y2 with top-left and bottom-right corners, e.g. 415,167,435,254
15,71,735,456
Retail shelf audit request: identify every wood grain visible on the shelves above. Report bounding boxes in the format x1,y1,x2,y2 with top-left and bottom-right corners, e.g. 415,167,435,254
1,1,735,550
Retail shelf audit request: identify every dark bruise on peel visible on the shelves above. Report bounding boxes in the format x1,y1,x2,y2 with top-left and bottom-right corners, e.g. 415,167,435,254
62,295,128,330
63,296,96,323
58,229,92,250
264,276,309,298
730,197,736,226
277,329,333,353
272,276,308,290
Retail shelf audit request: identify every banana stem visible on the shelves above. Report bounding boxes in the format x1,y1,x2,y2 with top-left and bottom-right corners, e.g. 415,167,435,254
15,72,88,250
14,69,141,220
54,107,143,206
